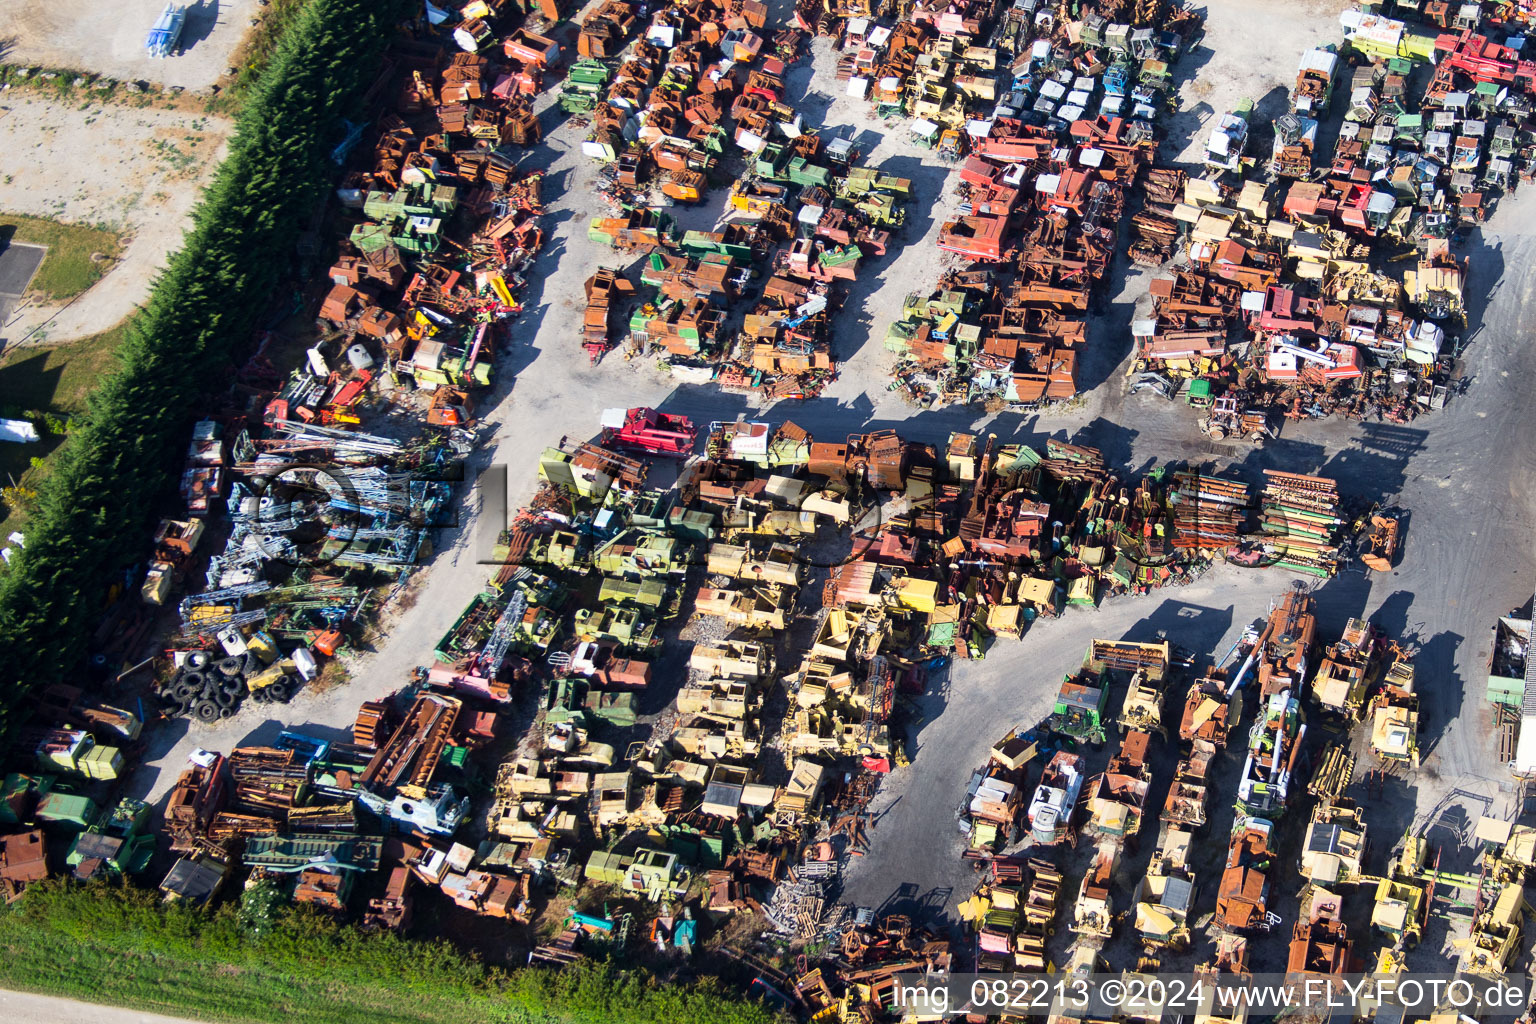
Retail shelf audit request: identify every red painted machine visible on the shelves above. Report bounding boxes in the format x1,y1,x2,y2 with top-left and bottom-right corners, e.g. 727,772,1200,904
599,407,697,457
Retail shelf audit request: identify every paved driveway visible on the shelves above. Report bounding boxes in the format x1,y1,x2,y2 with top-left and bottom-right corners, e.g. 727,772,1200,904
0,241,46,348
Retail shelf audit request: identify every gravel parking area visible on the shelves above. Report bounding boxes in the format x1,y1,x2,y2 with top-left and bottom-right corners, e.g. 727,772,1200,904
5,0,262,93
0,94,229,346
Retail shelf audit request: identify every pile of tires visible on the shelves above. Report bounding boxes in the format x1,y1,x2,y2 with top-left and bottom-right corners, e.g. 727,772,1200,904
160,650,299,723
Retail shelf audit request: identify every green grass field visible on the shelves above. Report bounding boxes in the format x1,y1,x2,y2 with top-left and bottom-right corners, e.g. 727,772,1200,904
0,883,784,1024
0,928,515,1024
0,886,528,1024
0,324,128,532
0,214,126,301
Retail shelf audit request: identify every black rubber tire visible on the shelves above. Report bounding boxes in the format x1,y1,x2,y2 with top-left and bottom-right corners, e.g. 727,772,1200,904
215,657,243,678
187,651,211,670
267,681,291,704
242,652,263,675
194,700,220,723
213,689,236,709
252,688,270,704
221,676,245,696
171,680,197,701
181,671,207,691
217,705,236,720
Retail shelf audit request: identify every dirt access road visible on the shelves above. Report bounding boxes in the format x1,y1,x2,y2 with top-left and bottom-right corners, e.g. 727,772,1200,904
0,94,229,347
122,0,1535,974
0,989,207,1024
5,0,262,93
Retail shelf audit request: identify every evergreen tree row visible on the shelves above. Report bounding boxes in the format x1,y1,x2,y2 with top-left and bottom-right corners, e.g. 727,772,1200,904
0,0,414,728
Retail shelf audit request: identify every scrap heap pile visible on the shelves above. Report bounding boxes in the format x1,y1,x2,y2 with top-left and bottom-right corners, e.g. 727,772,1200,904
337,31,555,392
893,118,1153,405
150,417,456,721
579,0,801,201
144,693,537,923
578,8,913,397
429,413,1375,960
1135,4,1536,422
136,8,585,716
804,0,1199,139
785,912,952,1020
44,410,1403,969
1136,267,1243,382
1166,471,1251,553
1254,470,1344,577
877,4,1206,405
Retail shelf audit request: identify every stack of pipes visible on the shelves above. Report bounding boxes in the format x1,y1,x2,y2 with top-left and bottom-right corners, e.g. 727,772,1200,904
1167,472,1250,550
1258,470,1342,576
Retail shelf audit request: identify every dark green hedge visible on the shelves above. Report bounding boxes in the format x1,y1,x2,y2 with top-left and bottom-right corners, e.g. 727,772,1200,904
0,0,413,722
0,881,784,1024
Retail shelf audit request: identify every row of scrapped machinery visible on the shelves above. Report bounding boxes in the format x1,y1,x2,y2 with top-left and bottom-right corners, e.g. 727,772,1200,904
953,580,1502,1008
1144,2,1536,427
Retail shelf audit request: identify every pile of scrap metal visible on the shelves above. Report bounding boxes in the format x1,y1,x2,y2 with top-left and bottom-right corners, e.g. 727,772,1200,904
785,911,953,1021
578,0,799,201
1130,2,1536,423
1129,181,1459,421
868,5,1206,406
1166,471,1251,553
148,686,537,922
154,23,549,660
327,12,562,404
578,26,912,402
813,434,1357,651
1132,266,1243,384
809,0,1199,137
427,568,561,701
892,116,1156,407
150,418,457,720
166,408,1380,969
1252,470,1344,577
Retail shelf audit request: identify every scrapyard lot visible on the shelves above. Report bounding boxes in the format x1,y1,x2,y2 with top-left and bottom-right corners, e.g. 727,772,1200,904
18,0,1536,1005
